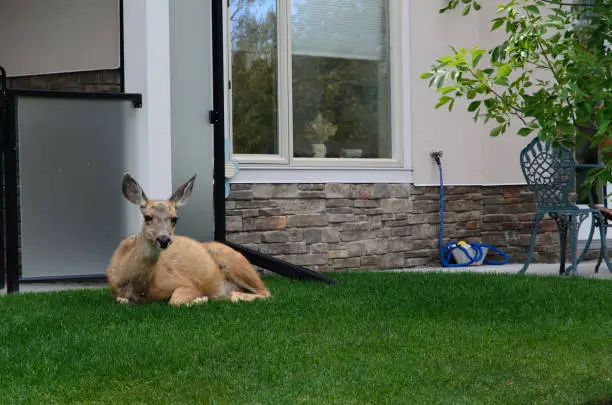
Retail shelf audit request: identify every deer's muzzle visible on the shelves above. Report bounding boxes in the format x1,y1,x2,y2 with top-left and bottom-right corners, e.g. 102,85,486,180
156,235,173,249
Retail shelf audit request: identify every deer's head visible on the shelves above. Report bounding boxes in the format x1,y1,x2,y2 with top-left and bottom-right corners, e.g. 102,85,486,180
122,173,196,250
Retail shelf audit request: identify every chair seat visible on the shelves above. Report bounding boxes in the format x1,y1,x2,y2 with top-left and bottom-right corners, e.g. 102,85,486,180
537,206,600,215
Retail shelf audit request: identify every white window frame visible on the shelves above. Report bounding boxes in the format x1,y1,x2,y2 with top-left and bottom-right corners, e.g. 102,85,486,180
224,0,411,182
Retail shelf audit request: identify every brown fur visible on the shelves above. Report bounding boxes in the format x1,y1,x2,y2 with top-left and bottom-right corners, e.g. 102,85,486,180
106,174,271,306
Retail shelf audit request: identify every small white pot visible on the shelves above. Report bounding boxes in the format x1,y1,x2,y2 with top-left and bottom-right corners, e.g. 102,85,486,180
312,143,326,158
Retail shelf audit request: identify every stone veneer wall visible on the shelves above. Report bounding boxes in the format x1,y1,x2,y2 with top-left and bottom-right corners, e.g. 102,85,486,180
7,69,121,92
225,183,564,272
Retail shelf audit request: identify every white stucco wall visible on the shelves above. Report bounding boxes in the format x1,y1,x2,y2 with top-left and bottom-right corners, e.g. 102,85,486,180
0,0,120,77
0,0,533,188
409,2,532,186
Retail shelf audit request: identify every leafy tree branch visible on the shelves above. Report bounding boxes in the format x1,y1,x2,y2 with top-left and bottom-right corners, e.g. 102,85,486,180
423,0,612,192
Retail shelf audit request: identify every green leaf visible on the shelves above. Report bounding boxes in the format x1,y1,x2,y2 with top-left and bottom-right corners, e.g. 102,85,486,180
528,121,540,129
496,64,512,79
491,47,501,63
435,96,453,109
506,21,518,34
548,32,561,43
461,4,471,16
491,18,504,31
436,75,446,89
524,5,540,15
471,50,485,67
489,125,503,137
518,127,534,136
494,77,509,87
467,100,481,112
595,120,610,137
420,72,434,79
473,109,481,122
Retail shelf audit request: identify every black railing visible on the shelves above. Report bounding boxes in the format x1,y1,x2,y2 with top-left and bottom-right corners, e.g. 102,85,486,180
0,65,6,290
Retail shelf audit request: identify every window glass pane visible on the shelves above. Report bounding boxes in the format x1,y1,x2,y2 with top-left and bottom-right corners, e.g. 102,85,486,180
230,0,279,155
291,0,391,159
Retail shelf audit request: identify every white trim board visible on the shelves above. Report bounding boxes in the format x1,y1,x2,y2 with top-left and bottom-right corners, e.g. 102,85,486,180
232,168,414,184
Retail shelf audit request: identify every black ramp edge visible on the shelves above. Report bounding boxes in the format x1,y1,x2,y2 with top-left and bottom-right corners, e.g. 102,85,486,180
223,241,340,285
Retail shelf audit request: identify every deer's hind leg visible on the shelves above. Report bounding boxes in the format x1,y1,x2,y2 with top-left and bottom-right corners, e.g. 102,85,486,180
169,286,209,307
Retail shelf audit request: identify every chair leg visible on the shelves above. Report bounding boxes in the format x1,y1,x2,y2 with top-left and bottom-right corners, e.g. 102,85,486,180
596,244,604,273
577,215,597,266
555,215,569,275
595,214,612,273
519,213,543,275
594,215,604,273
567,212,590,274
568,215,579,275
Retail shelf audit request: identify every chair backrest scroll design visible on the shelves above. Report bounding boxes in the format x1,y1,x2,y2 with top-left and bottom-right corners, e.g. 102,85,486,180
519,137,576,210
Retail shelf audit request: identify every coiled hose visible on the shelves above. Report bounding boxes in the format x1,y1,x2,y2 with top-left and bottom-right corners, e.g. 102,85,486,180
432,152,509,267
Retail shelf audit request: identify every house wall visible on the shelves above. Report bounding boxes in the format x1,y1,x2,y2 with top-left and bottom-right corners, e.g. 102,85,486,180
409,2,532,186
223,2,577,270
1,1,591,276
0,0,120,77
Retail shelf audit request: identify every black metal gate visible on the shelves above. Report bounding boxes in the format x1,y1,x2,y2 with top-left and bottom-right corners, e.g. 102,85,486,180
0,66,7,291
0,66,20,293
0,65,145,293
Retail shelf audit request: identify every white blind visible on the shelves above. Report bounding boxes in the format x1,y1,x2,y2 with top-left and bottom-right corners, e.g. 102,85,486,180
291,0,386,61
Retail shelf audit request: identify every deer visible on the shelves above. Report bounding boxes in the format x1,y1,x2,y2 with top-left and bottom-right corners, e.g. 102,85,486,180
106,173,271,306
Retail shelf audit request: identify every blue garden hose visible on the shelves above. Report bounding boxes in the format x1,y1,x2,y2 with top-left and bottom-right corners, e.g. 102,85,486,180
431,152,509,267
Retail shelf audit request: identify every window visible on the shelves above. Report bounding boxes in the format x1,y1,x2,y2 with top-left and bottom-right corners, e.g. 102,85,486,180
228,0,400,166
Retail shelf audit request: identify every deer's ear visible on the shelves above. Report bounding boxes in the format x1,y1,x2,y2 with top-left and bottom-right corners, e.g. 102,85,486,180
122,173,148,207
170,173,197,207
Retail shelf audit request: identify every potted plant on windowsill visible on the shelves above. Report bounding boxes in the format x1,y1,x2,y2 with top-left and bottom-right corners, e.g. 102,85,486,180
303,112,337,158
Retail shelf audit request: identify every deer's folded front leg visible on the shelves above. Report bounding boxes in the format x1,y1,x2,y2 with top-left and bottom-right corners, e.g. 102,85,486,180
169,286,209,306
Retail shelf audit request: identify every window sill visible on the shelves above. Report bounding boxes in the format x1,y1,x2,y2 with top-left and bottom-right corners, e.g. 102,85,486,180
231,166,414,184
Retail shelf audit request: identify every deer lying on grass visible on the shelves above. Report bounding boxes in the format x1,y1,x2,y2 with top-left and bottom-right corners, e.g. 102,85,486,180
106,173,271,306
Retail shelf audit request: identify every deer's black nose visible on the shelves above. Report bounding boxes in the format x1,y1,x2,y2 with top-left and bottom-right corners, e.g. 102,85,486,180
156,236,172,249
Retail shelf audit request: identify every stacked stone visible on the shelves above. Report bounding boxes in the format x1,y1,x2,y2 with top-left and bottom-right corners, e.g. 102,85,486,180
226,183,562,271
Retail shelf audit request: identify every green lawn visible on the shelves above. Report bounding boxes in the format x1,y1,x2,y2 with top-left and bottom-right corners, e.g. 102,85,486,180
2,272,612,405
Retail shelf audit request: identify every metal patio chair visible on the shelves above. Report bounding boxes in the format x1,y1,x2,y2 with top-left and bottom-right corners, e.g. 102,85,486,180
518,137,612,275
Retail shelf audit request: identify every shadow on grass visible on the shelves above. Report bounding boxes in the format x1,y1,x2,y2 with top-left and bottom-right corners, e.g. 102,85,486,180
583,400,612,405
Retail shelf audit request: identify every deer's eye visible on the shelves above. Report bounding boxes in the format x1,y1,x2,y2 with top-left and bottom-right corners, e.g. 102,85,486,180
144,215,153,223
171,217,178,225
